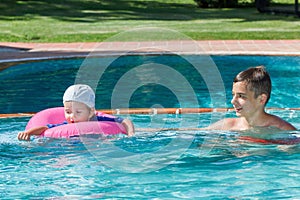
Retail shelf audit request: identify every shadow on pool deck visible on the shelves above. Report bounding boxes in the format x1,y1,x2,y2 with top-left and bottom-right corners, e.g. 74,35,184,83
0,45,30,52
0,40,300,63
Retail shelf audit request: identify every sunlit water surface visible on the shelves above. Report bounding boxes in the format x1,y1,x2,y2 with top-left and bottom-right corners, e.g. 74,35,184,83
0,55,299,199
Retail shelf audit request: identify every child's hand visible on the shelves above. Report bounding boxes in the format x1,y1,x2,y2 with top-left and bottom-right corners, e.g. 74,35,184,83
18,131,31,141
121,119,135,137
127,130,135,137
17,126,48,141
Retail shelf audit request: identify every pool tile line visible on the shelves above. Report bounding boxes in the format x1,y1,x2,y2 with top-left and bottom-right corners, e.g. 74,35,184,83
0,40,300,62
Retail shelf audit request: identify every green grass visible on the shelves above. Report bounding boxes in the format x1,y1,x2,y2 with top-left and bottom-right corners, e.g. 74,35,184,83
0,0,299,42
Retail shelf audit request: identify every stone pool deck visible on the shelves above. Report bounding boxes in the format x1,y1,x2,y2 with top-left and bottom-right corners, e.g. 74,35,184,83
0,40,300,63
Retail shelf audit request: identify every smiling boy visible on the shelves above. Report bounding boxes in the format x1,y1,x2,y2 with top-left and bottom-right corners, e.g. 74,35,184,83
207,66,296,131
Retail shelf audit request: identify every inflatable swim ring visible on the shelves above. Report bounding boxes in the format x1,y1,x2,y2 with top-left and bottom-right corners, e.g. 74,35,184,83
25,107,127,138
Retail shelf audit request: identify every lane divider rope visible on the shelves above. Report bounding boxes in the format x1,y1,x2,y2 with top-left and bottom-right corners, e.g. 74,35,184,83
0,107,299,118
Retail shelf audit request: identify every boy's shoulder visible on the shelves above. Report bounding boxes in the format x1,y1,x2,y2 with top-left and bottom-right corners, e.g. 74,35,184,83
207,118,241,130
266,114,296,130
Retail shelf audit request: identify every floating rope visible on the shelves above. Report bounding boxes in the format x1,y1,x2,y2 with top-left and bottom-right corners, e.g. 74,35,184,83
0,107,299,118
100,108,233,114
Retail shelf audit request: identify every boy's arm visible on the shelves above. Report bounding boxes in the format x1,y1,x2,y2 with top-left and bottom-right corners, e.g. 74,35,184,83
121,118,135,136
205,118,235,130
18,126,48,141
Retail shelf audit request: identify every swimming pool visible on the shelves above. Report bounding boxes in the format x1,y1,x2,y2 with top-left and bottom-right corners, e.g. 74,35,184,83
0,55,299,199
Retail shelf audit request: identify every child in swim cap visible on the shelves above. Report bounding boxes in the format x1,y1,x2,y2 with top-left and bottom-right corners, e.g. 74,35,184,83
62,84,97,124
18,84,135,141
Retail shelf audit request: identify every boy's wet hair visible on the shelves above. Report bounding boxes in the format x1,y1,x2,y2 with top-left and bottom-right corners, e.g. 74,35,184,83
233,66,271,104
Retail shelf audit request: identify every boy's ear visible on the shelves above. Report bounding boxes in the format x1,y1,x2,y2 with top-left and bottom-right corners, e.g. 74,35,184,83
259,94,268,105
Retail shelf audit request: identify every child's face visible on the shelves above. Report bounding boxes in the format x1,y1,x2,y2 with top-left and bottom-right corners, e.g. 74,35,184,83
231,81,263,118
63,101,94,123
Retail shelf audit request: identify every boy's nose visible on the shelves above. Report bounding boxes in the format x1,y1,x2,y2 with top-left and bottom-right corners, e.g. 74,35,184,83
231,95,236,105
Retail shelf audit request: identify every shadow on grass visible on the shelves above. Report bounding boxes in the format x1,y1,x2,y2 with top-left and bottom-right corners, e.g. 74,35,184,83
0,0,297,22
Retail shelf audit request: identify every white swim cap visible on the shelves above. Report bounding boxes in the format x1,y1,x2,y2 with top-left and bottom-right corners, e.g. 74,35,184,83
63,84,95,108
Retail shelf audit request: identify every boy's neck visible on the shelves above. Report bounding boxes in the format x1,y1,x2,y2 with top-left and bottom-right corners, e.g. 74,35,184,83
243,109,269,128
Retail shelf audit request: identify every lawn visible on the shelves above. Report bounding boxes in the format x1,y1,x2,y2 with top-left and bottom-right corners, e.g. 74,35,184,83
0,0,299,42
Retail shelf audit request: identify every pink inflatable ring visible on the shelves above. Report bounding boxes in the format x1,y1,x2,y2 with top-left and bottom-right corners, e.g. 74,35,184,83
25,107,127,138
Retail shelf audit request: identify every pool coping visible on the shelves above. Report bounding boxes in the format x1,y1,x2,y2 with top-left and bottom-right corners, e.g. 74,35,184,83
0,40,300,63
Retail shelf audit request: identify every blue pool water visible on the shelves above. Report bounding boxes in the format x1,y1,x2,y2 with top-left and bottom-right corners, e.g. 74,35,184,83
1,55,299,113
0,55,300,199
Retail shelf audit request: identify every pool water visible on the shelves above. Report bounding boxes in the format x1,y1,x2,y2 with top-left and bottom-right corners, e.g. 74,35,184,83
0,55,300,199
1,55,299,113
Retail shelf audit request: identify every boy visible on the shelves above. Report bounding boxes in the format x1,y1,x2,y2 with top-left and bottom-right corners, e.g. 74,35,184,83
207,66,296,131
18,84,135,141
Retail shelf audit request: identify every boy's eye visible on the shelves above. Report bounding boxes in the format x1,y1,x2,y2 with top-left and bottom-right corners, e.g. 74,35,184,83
232,93,246,99
239,94,247,99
